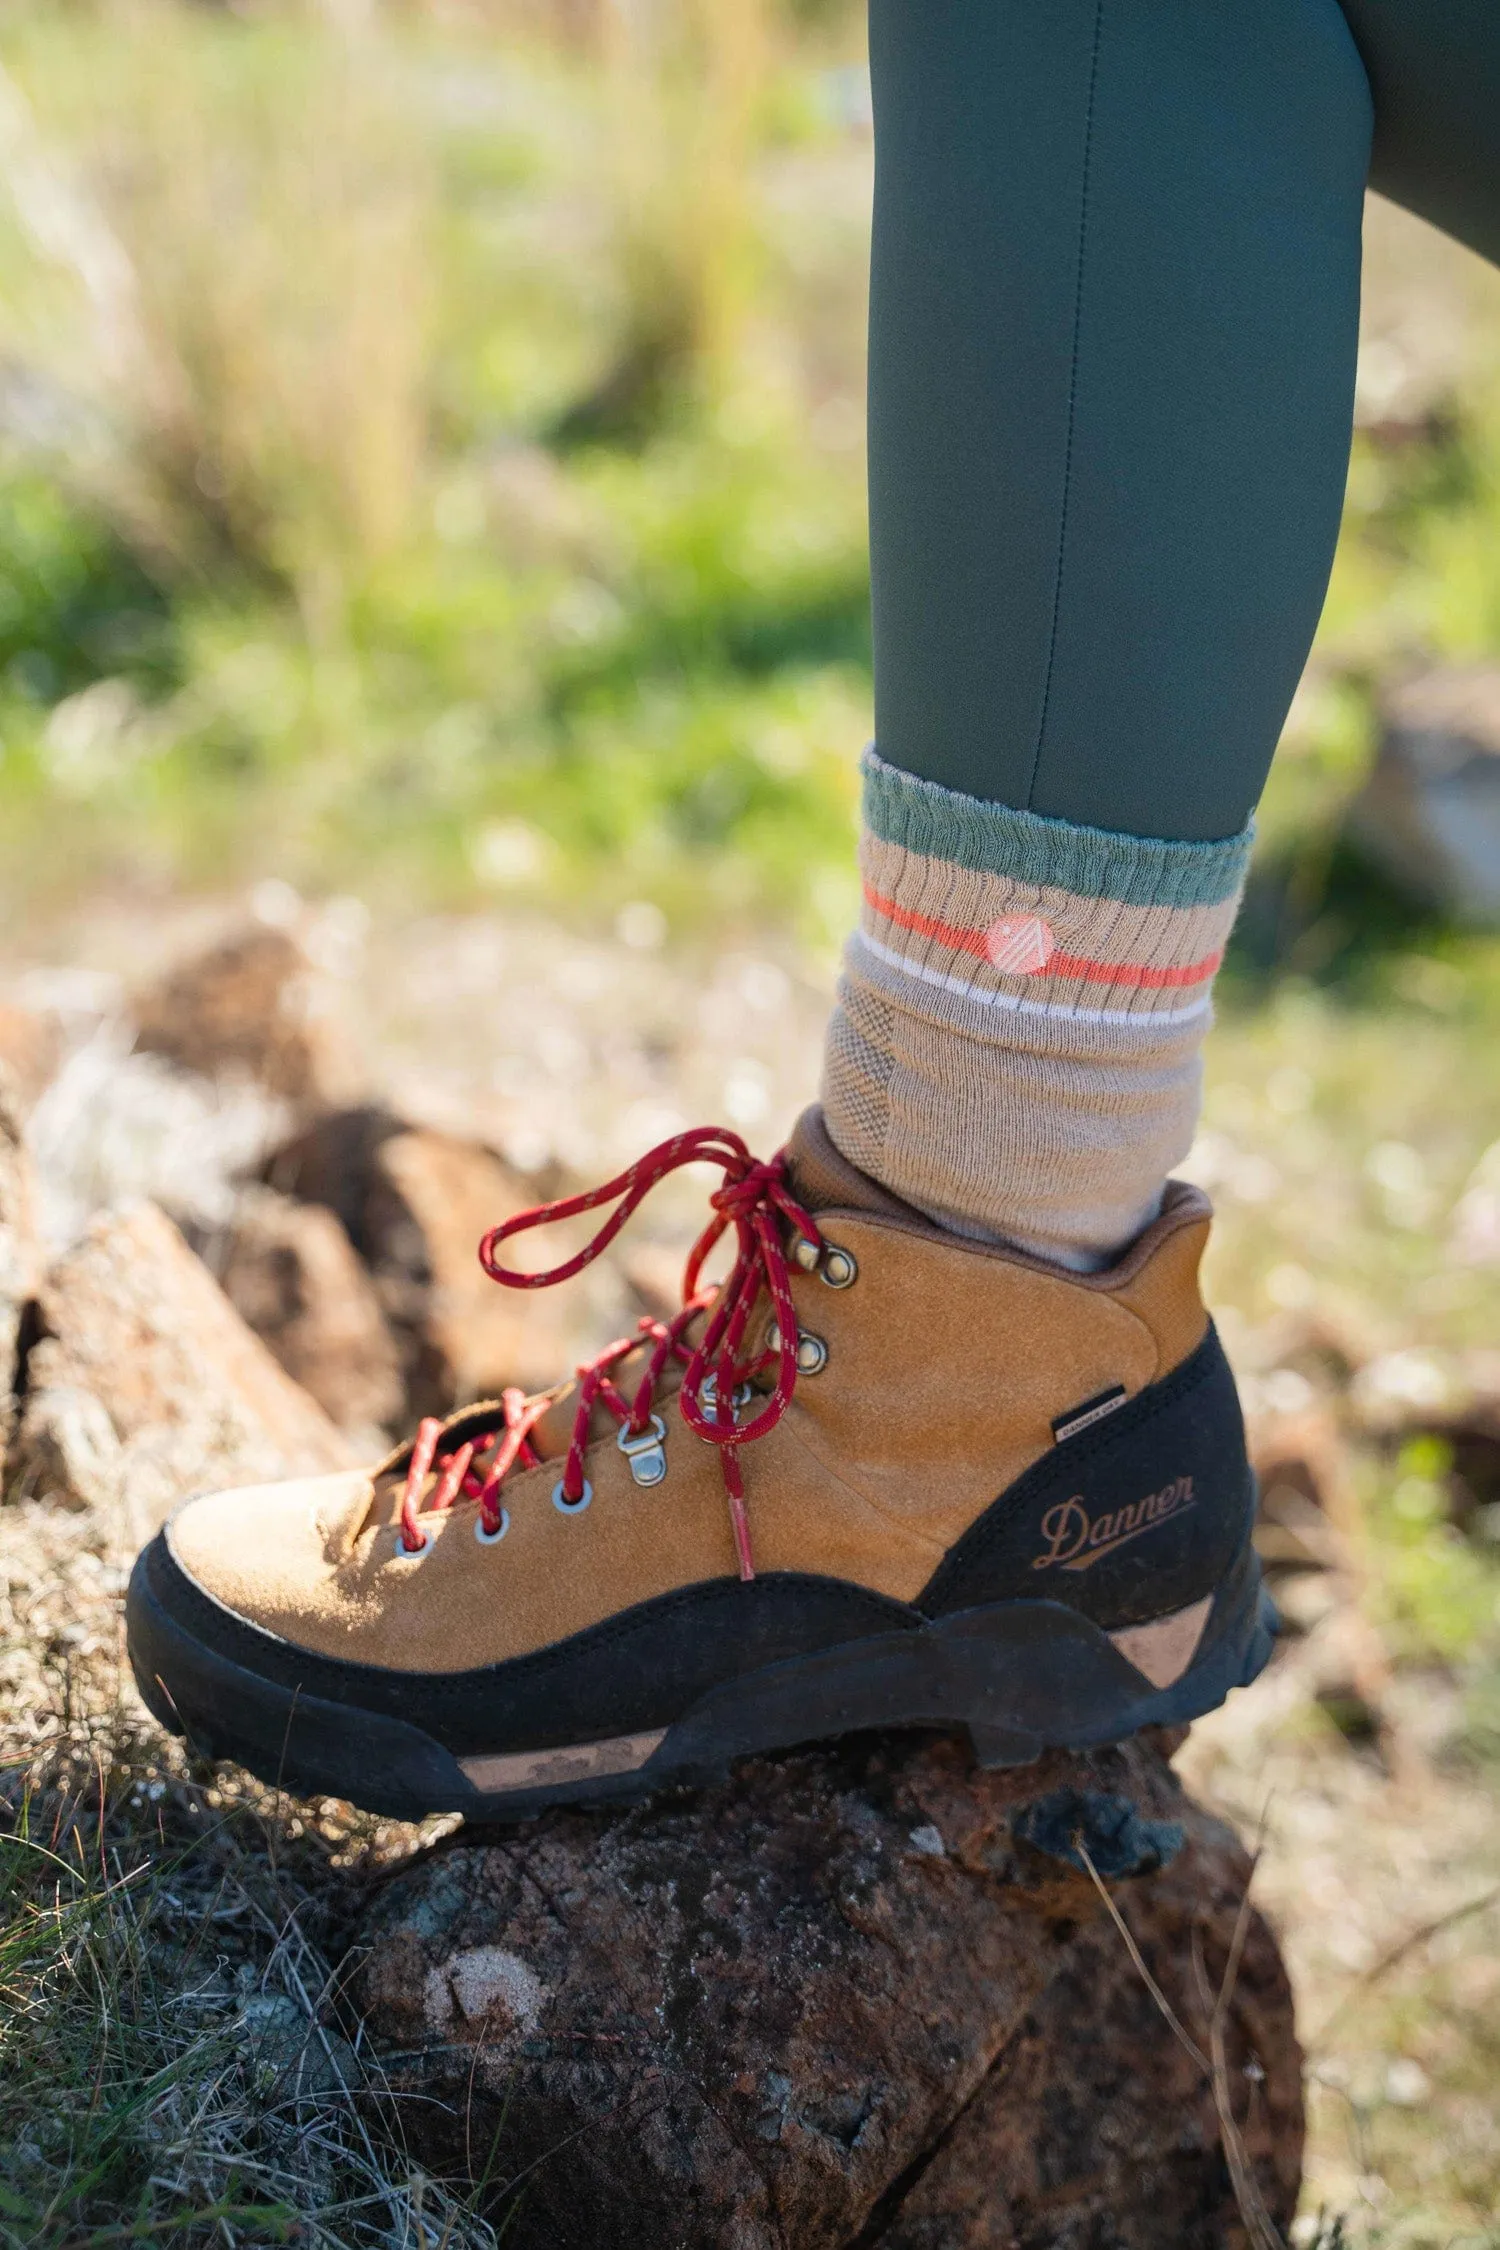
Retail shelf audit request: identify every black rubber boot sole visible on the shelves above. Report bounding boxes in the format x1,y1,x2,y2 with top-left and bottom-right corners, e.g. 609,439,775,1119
125,1540,1276,1824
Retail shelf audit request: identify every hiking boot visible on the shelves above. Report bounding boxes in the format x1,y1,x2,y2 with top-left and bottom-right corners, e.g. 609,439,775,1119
126,1108,1275,1820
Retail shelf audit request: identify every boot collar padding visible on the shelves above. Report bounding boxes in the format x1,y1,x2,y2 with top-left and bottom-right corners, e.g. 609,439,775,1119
785,1105,1213,1293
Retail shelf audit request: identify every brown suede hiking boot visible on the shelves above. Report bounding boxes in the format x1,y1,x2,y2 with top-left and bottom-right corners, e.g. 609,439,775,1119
126,1109,1275,1820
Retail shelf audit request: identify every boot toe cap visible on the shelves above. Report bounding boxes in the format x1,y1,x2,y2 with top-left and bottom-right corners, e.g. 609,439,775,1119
163,1468,375,1631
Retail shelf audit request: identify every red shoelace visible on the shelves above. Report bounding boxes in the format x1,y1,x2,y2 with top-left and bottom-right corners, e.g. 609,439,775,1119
395,1126,824,1580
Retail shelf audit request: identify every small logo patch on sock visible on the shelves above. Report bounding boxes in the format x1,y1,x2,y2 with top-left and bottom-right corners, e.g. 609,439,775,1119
1051,1385,1128,1444
983,913,1055,974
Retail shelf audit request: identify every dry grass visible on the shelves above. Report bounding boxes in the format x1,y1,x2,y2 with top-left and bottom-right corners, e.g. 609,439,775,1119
0,0,803,586
0,9,435,586
0,1495,496,2249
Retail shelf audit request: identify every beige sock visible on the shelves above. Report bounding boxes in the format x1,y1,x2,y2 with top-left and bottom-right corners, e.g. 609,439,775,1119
821,749,1252,1271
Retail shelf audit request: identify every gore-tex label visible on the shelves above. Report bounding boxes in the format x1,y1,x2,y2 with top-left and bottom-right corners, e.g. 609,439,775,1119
1030,1477,1196,1574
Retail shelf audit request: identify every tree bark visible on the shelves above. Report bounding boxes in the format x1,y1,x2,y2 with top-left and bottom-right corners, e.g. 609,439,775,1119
354,1729,1302,2248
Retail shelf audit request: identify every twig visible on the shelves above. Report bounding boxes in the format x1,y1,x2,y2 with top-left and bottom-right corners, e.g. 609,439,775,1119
1074,1833,1287,2250
1192,1923,1286,2250
1213,1872,1257,2040
1072,1836,1207,2073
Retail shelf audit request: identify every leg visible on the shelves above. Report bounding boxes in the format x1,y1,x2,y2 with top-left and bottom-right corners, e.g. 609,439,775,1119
824,0,1374,1266
1340,0,1500,263
866,0,1373,842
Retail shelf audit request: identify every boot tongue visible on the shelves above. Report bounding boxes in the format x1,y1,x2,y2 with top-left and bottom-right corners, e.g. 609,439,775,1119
783,1104,928,1225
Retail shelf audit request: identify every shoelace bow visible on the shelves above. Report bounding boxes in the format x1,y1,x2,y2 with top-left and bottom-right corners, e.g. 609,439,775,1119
396,1126,824,1580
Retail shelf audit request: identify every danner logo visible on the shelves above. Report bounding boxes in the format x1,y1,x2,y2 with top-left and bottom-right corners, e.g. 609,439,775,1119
1031,1477,1196,1573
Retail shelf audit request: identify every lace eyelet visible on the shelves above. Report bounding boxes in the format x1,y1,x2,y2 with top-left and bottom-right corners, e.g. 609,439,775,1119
766,1320,828,1375
795,1331,829,1375
617,1414,668,1487
819,1244,858,1289
791,1234,822,1273
698,1372,753,1419
553,1477,593,1516
394,1527,432,1559
475,1508,510,1546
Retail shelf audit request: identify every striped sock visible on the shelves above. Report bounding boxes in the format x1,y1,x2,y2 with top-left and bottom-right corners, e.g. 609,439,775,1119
820,748,1253,1271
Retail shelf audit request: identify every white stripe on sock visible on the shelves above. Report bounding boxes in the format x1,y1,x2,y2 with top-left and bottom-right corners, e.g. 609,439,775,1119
853,930,1215,1029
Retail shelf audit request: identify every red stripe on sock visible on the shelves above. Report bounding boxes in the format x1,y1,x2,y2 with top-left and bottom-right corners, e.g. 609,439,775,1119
862,883,1223,991
1052,948,1224,990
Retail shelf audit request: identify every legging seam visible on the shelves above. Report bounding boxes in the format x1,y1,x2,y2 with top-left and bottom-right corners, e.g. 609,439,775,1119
1028,0,1105,811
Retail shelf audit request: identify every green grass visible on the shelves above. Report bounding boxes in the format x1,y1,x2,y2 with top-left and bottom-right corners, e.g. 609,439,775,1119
0,0,873,941
0,1796,493,2249
0,422,871,933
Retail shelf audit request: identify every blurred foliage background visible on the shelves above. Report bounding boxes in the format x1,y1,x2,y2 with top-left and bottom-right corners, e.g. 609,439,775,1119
0,0,876,939
2,0,1500,978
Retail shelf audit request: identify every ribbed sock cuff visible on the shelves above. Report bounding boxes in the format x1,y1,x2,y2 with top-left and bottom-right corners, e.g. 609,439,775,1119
862,747,1253,907
855,747,1253,1032
821,750,1253,1268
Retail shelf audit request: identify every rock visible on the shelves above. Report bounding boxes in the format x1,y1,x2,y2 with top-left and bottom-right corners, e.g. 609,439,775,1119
210,1187,403,1443
875,1795,1303,2249
11,1384,123,1514
370,1126,584,1410
0,1070,43,1452
0,1003,64,1117
265,1110,581,1416
11,1202,353,1533
132,919,362,1109
353,1732,1303,2248
1349,665,1500,923
260,1104,406,1243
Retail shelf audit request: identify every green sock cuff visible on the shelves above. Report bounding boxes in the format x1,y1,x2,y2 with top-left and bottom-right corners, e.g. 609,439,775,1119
862,746,1254,910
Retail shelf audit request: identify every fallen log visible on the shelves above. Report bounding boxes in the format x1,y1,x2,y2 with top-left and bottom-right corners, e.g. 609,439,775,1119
354,1728,1301,2248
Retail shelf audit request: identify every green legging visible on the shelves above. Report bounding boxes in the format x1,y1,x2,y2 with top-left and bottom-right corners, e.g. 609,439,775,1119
868,0,1500,842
